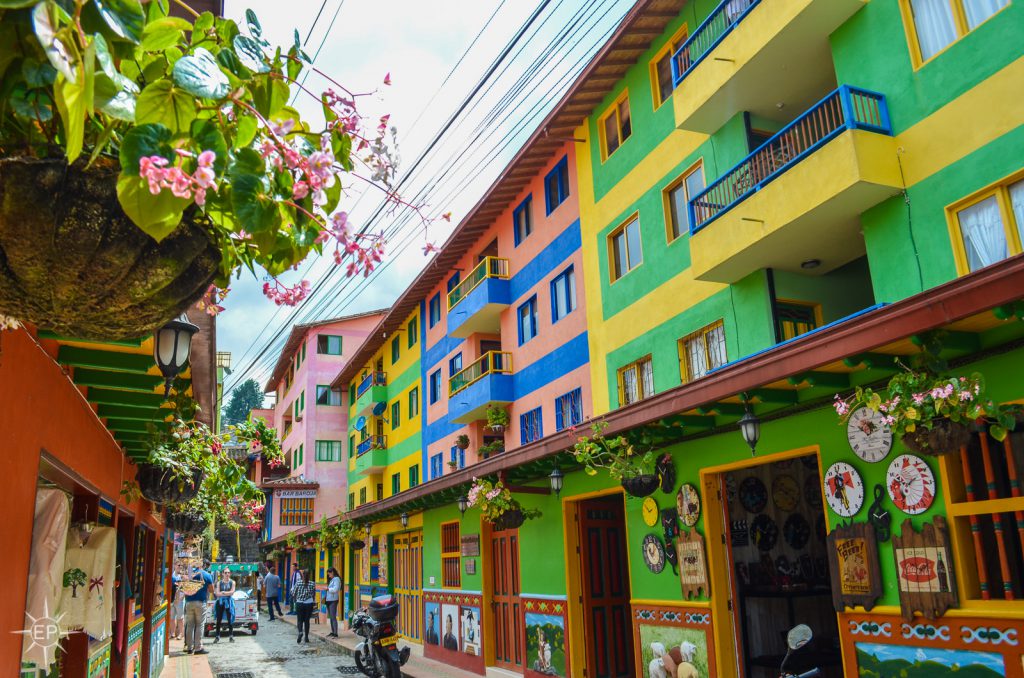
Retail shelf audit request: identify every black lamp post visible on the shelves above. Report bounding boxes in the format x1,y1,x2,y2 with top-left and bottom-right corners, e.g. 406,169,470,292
400,512,409,528
457,495,469,516
739,405,761,456
549,467,564,497
154,314,199,398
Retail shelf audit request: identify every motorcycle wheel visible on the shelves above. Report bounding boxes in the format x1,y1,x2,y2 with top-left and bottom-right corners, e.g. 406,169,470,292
375,652,400,678
354,648,375,677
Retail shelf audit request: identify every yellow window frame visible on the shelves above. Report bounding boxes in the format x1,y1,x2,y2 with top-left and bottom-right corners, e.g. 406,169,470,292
663,159,704,243
899,0,1012,69
598,90,632,162
677,320,726,384
649,24,688,110
775,298,824,341
945,167,1024,276
616,354,653,407
607,212,642,283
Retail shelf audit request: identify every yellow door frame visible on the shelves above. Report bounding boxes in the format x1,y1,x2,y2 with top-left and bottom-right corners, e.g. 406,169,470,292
698,444,827,678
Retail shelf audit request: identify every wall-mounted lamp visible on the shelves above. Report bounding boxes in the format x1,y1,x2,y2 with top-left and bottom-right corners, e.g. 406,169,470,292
738,405,761,456
457,495,469,516
400,512,409,528
548,467,564,498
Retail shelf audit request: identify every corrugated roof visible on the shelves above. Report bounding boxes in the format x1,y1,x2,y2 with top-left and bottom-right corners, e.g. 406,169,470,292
332,0,684,389
261,474,319,489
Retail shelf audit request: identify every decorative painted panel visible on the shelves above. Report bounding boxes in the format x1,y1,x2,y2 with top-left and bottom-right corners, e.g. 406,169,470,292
149,604,167,678
87,638,111,678
423,589,485,675
523,595,570,678
630,603,717,678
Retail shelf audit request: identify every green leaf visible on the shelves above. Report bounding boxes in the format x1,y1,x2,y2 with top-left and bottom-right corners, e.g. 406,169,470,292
332,131,352,171
234,114,258,148
91,33,117,79
141,16,190,51
245,8,261,37
119,122,173,175
117,174,189,242
94,73,138,121
9,84,53,122
190,118,227,173
54,74,86,162
22,59,57,87
172,47,228,99
0,0,40,6
232,147,265,175
33,2,77,83
93,0,145,43
233,34,268,73
136,79,196,132
251,75,288,118
230,173,280,233
193,11,214,35
215,17,239,46
991,424,1007,441
216,48,252,80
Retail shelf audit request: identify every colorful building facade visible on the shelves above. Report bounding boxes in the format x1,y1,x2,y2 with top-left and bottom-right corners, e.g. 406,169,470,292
268,1,1024,677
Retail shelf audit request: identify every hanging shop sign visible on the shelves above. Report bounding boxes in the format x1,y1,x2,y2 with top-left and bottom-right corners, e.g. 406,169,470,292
275,489,317,499
460,534,480,557
892,516,958,621
675,528,710,600
826,521,882,612
464,559,476,575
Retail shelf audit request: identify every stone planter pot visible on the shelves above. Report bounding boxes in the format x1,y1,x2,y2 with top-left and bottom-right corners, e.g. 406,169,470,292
901,418,972,456
0,157,221,340
621,474,660,498
135,463,204,505
488,424,505,434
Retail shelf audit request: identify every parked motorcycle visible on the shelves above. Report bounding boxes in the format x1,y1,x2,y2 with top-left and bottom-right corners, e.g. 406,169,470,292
779,624,822,678
350,594,411,678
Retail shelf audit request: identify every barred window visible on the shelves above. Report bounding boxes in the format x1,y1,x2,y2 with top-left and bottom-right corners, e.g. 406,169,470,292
280,498,313,526
555,388,583,431
520,407,543,445
679,321,728,383
441,521,461,588
618,356,654,407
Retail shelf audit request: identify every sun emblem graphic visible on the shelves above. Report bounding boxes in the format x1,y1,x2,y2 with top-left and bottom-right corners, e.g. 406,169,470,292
14,600,73,666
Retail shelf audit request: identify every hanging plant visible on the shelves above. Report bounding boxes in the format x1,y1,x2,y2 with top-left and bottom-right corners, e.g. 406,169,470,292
570,422,658,497
455,434,470,450
467,478,541,529
486,405,509,433
835,367,1021,456
233,416,284,466
478,439,505,458
0,0,439,339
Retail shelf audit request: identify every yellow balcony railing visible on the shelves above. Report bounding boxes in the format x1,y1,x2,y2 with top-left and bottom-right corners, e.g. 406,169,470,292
449,351,512,397
447,257,510,310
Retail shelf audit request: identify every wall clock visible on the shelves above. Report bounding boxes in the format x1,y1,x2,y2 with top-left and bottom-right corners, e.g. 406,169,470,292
642,534,666,574
847,406,893,463
661,507,680,540
886,454,936,515
784,513,811,550
823,462,865,517
657,454,676,494
751,514,779,552
739,476,768,513
641,497,660,527
677,483,701,527
804,474,823,510
772,474,800,512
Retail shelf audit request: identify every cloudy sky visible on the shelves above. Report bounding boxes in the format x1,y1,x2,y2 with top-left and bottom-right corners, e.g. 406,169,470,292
219,0,632,400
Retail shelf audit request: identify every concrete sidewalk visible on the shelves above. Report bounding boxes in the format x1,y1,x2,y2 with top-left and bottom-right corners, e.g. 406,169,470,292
160,635,215,678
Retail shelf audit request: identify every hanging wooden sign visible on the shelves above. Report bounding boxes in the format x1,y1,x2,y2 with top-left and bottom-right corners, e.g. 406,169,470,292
825,521,882,612
675,528,709,600
892,516,958,621
460,534,480,557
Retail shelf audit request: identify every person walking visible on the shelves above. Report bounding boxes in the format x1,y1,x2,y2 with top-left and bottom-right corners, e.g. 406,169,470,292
325,567,341,637
213,569,236,643
292,569,316,644
169,568,185,639
183,560,214,655
256,570,264,613
263,566,283,621
288,564,301,615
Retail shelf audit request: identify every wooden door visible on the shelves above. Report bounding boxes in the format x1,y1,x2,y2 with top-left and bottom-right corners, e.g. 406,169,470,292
491,527,522,669
393,531,423,642
578,497,633,678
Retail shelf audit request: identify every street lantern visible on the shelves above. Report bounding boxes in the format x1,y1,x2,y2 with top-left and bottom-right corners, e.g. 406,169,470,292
739,405,761,456
457,495,469,516
400,512,409,528
549,467,564,497
154,314,199,397
364,523,372,539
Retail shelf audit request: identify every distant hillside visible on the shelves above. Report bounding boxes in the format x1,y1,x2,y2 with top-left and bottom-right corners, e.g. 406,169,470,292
856,648,1003,678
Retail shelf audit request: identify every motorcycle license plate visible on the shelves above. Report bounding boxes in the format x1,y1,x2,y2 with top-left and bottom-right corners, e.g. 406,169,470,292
378,634,399,648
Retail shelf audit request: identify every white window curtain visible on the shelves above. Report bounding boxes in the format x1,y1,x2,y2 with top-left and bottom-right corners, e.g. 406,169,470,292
686,337,709,381
910,0,957,60
958,196,1007,271
964,0,1008,28
1009,180,1024,250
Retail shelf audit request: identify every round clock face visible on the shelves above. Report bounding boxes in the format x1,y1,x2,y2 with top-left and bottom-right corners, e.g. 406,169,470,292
783,513,811,550
886,454,936,515
641,497,660,527
847,406,893,463
823,462,865,517
739,477,768,514
750,514,778,552
642,534,666,574
677,483,701,527
772,475,800,512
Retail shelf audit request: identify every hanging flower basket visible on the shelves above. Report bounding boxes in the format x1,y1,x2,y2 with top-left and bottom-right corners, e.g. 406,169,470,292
349,539,366,551
621,474,660,498
135,463,204,505
167,511,209,536
0,158,220,341
494,509,526,530
901,418,972,456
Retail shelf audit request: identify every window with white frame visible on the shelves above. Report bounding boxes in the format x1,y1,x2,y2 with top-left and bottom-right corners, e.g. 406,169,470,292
550,266,577,323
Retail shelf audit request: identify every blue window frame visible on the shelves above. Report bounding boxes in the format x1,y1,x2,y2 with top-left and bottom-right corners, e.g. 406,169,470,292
513,195,533,246
429,369,442,404
544,156,569,215
449,445,465,469
520,407,543,445
449,352,463,377
428,293,441,328
430,453,444,480
555,388,583,431
550,265,577,323
517,296,538,346
447,272,461,293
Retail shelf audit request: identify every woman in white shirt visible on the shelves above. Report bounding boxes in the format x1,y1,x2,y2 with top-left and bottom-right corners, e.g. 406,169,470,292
325,566,342,637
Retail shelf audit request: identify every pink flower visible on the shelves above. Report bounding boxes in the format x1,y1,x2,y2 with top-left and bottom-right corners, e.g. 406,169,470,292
307,150,335,178
383,72,391,86
912,393,925,404
292,181,309,200
197,150,216,168
270,119,295,137
422,242,439,255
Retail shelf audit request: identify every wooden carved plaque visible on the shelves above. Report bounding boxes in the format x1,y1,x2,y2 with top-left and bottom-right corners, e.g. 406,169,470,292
675,528,709,600
825,521,882,612
892,516,958,621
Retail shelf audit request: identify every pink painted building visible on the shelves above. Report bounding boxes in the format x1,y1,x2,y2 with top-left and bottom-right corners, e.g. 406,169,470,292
260,311,385,540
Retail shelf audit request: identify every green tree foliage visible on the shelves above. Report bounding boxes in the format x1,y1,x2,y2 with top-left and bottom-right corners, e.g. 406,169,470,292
223,378,264,427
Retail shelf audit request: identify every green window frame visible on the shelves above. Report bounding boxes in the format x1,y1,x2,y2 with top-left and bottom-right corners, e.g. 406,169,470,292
315,440,342,461
391,336,400,364
316,385,342,406
407,317,418,348
391,400,401,428
409,387,420,417
317,335,343,355
391,472,401,496
409,464,420,488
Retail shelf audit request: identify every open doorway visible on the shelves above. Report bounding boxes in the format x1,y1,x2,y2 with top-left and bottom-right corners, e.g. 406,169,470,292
575,495,634,678
714,452,841,678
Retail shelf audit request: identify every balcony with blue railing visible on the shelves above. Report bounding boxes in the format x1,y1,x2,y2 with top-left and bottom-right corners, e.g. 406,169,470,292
688,85,902,283
446,257,511,338
670,0,867,133
354,435,388,476
448,351,514,424
354,371,387,417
